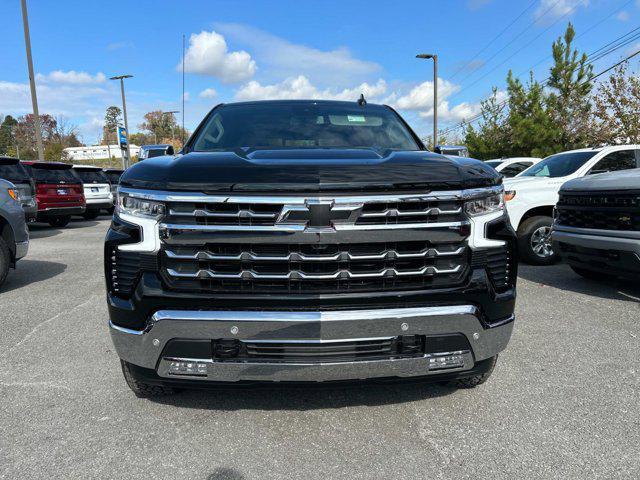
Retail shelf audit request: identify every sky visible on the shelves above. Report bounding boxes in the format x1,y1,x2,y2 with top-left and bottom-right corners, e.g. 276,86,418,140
1,0,639,145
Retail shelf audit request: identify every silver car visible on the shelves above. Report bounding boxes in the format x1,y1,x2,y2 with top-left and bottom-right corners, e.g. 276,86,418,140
0,178,29,287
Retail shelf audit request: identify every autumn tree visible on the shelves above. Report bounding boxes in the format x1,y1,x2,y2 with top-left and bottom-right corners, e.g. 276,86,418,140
593,62,640,144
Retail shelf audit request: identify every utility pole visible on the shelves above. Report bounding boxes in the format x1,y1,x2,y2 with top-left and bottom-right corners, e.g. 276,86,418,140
416,53,438,149
20,0,44,161
109,74,133,168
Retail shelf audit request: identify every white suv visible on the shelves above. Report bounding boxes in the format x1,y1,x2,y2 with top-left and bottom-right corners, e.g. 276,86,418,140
503,145,640,265
72,165,114,220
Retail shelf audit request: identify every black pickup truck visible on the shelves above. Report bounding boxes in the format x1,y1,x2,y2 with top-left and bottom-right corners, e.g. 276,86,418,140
105,100,517,397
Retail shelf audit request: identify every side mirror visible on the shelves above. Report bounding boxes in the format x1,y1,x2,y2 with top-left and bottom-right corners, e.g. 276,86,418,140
165,145,175,155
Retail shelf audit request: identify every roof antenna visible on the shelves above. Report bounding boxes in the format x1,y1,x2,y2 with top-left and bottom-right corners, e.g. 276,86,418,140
357,93,367,106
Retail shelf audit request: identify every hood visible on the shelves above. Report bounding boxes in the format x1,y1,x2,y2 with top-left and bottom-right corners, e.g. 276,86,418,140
561,168,640,192
120,149,501,193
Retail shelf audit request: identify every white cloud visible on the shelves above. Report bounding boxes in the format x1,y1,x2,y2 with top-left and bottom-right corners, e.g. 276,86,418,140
234,75,387,102
394,79,460,111
180,30,256,83
36,70,106,84
216,23,380,86
199,88,218,99
535,0,588,22
182,92,191,102
616,10,630,21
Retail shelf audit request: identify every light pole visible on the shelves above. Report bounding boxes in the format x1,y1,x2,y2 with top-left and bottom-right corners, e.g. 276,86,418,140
416,53,438,149
20,0,44,161
109,74,133,168
163,111,179,146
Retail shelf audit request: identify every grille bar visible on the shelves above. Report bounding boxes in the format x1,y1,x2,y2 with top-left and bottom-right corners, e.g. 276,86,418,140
360,207,462,218
164,246,465,262
166,265,462,280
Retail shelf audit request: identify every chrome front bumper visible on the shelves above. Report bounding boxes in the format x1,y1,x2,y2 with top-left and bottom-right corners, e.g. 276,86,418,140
109,306,514,383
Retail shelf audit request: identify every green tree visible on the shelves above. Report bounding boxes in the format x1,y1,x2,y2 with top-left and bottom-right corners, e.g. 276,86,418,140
506,72,558,158
464,87,510,159
102,106,122,145
546,23,594,150
0,115,18,156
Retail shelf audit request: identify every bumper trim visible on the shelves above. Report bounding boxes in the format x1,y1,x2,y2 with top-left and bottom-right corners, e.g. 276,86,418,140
109,305,514,382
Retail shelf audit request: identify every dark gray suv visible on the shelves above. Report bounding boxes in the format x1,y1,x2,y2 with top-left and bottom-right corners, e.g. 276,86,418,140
0,178,29,287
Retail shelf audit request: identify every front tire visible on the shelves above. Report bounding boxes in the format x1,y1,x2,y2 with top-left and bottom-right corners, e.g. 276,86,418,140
120,360,176,398
48,216,71,228
0,237,10,288
517,216,558,265
450,355,498,388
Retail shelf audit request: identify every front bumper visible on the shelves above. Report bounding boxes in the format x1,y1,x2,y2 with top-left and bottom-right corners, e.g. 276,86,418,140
553,226,640,278
110,306,514,383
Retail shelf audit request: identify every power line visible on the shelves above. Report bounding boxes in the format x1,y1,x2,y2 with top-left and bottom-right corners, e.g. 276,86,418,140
440,24,640,136
449,0,538,80
452,0,562,90
447,2,578,104
440,47,640,136
514,0,636,79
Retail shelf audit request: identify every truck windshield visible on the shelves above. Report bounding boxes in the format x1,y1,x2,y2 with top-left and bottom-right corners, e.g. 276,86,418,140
0,160,30,184
24,165,80,184
74,170,109,184
191,103,421,152
520,151,597,178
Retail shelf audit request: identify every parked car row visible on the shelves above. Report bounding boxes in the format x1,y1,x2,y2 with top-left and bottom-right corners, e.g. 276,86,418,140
491,145,640,269
0,157,124,287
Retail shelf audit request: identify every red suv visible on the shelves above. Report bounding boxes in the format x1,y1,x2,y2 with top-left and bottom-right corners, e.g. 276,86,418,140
21,161,86,227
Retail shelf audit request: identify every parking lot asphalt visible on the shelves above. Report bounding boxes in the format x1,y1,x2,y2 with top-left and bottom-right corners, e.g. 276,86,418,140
1,218,638,480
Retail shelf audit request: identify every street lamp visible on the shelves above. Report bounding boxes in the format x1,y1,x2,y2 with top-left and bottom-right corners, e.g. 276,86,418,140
109,74,133,168
162,111,180,146
416,53,438,149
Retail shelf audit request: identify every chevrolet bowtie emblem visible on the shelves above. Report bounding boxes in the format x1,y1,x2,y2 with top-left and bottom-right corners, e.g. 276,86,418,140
277,200,363,231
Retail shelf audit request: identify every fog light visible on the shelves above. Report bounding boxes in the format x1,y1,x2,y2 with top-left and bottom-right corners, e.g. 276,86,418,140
427,352,465,370
167,360,208,376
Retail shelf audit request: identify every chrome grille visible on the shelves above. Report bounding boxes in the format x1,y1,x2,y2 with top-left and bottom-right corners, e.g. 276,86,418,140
163,193,466,229
153,191,473,295
162,241,469,293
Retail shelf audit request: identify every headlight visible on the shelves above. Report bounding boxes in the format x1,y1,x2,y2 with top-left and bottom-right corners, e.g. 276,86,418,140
117,192,166,219
464,191,504,217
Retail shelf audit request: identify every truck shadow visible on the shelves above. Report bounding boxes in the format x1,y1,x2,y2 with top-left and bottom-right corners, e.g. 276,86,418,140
150,381,457,411
1,260,67,293
518,263,640,303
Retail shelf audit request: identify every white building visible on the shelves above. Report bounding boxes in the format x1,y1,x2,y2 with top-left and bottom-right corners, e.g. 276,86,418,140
63,144,141,161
